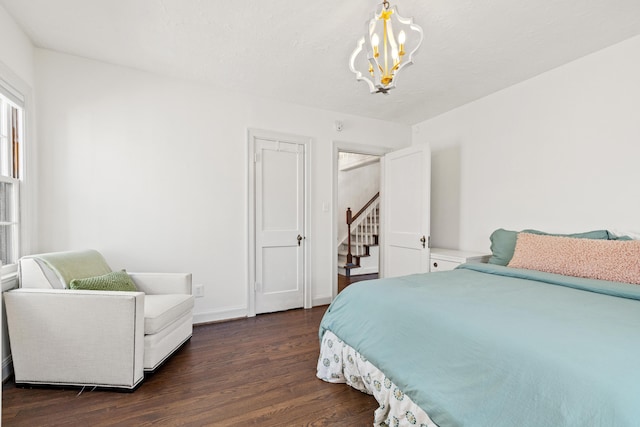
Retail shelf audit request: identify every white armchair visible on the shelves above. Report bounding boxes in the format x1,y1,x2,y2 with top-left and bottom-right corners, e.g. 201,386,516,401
4,250,194,390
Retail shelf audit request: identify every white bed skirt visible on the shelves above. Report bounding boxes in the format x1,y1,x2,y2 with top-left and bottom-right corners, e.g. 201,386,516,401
317,330,438,427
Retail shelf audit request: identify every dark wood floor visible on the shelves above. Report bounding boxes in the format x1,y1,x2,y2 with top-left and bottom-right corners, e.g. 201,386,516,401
2,306,378,426
337,273,378,293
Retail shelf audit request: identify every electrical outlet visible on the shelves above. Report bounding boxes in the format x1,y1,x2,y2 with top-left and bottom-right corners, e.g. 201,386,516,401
194,284,204,298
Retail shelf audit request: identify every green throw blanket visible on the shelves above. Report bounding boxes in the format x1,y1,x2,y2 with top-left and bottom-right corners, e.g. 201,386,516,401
35,250,112,287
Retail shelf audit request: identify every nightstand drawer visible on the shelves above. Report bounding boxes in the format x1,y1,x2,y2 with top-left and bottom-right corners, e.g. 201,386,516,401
430,248,491,273
431,259,459,272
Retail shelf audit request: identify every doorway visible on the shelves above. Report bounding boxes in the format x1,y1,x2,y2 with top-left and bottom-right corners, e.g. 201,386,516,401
337,152,381,280
332,142,390,298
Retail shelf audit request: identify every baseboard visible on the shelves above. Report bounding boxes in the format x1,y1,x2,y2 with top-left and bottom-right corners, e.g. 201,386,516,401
192,307,248,325
312,296,332,306
3,355,13,382
193,300,332,324
192,295,337,325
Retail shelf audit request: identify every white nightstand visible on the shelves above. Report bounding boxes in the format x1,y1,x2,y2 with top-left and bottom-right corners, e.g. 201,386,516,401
430,248,491,272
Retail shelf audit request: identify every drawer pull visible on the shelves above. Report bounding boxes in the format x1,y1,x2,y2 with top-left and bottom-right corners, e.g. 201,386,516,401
433,262,438,268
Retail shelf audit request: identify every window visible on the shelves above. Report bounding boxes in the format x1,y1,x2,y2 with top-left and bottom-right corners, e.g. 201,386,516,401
0,91,22,269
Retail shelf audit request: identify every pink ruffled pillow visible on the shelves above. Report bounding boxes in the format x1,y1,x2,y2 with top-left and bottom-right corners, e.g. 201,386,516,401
508,232,640,285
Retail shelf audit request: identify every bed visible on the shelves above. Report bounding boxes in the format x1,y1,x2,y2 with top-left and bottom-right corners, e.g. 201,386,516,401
317,230,640,426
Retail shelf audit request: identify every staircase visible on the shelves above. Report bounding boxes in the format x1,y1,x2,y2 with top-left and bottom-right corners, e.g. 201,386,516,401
337,194,380,277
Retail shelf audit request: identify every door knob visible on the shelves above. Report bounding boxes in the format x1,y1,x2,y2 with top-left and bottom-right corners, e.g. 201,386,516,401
297,234,303,246
420,236,426,248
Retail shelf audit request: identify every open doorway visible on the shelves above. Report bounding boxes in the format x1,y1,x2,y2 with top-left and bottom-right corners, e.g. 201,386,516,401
337,152,381,291
332,142,391,298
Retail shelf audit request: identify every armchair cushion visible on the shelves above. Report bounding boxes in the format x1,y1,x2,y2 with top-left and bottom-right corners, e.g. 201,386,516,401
145,294,194,335
69,270,138,292
128,272,192,295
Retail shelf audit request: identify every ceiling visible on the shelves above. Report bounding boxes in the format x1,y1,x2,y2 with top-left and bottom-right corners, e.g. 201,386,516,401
3,0,640,125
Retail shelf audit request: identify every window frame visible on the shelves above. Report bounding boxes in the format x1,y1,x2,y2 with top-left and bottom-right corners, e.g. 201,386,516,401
0,175,20,276
0,76,25,282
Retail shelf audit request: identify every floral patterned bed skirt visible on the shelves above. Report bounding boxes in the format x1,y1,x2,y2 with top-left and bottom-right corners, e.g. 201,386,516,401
316,330,438,427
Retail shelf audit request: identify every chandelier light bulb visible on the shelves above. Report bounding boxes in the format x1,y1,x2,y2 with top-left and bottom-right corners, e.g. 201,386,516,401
371,33,380,47
392,47,399,62
398,30,406,45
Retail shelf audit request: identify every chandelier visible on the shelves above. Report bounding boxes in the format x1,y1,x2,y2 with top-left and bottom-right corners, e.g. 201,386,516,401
349,1,424,94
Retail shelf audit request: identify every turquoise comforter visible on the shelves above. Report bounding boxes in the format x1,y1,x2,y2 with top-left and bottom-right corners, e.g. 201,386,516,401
319,264,640,426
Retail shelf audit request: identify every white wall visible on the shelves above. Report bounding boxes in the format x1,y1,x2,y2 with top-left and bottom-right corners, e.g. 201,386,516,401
34,49,411,322
416,34,640,253
0,6,35,88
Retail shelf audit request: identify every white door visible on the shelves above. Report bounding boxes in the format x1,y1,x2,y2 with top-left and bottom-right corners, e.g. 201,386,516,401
381,144,431,278
253,137,305,314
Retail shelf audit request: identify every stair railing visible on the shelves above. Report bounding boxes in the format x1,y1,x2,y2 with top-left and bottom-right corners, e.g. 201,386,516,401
345,192,380,265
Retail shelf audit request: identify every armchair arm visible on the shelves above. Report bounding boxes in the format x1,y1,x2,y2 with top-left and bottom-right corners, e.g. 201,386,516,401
4,288,145,389
128,272,192,295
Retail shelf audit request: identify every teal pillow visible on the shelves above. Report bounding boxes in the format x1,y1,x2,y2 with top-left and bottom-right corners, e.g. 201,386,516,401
488,228,610,266
607,231,633,241
69,270,137,292
488,228,519,266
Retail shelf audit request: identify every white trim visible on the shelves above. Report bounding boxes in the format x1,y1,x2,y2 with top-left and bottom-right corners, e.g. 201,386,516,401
0,175,21,267
0,77,25,108
247,129,312,317
312,296,332,307
245,128,254,317
332,141,392,300
304,136,312,310
0,61,28,107
1,270,18,292
2,354,13,382
193,306,248,325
